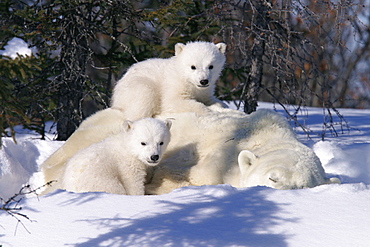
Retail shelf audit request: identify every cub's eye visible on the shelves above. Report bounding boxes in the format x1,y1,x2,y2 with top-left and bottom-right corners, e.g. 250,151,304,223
191,65,196,70
209,65,214,69
159,142,164,146
141,142,146,146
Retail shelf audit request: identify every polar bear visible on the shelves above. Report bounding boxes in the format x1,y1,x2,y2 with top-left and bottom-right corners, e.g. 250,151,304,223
39,108,127,195
61,118,171,195
237,110,341,189
111,41,227,120
146,108,339,194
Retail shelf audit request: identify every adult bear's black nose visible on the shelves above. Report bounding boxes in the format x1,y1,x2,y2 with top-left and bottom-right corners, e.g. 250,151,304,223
151,155,159,162
200,79,209,86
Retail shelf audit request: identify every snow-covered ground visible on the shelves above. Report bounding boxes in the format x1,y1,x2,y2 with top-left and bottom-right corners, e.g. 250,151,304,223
1,102,370,247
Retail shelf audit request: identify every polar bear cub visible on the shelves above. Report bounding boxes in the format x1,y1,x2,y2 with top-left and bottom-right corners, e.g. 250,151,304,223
62,118,171,195
111,41,227,120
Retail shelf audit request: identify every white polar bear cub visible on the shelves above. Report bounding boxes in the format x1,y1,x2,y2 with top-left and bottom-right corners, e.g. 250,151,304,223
111,41,227,120
62,118,171,195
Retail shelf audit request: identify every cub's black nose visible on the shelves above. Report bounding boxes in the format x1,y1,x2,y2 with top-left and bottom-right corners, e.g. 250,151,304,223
151,155,159,162
200,79,209,86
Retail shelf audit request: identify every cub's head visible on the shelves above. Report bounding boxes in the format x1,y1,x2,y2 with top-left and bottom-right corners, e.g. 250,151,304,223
174,41,226,89
123,118,171,166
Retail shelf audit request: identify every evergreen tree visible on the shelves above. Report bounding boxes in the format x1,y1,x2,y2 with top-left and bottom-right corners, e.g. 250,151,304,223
1,0,142,141
1,0,369,143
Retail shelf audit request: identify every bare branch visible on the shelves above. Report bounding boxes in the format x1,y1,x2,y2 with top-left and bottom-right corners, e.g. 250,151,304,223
0,181,56,235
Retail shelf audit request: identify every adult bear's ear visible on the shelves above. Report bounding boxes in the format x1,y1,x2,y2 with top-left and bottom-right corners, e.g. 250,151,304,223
164,119,172,130
123,120,133,132
238,150,257,176
216,43,226,54
175,43,185,56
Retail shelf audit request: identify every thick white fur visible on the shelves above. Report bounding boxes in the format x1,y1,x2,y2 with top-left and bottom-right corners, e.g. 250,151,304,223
236,110,340,189
62,118,171,195
40,106,338,195
39,42,227,195
146,108,246,194
111,41,227,120
38,39,338,195
146,108,339,194
39,108,127,195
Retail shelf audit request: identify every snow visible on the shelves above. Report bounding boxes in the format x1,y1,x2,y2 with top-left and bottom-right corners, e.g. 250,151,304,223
1,103,370,247
0,37,32,59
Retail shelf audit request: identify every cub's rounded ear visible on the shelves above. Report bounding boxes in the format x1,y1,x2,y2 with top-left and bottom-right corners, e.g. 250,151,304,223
123,120,133,132
175,43,185,56
215,43,227,54
238,150,257,175
164,119,172,130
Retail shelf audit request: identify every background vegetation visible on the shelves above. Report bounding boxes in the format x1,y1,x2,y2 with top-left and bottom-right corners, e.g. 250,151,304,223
1,0,369,143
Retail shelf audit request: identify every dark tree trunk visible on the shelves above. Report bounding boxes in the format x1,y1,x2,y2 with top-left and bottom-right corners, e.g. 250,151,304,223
243,1,271,114
56,77,84,141
56,8,89,141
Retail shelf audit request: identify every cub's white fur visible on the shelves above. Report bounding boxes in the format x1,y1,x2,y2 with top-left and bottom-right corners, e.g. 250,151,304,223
62,118,171,195
111,41,227,120
40,108,127,195
39,41,227,195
